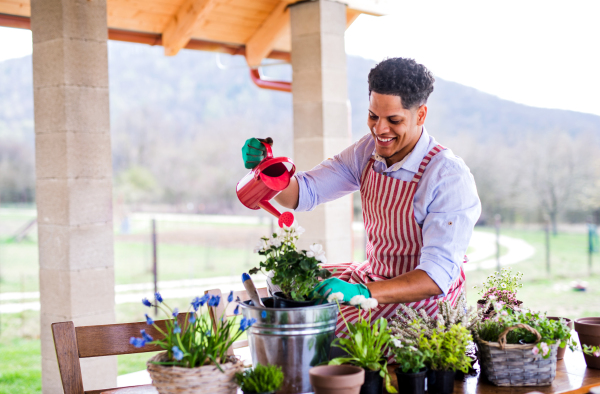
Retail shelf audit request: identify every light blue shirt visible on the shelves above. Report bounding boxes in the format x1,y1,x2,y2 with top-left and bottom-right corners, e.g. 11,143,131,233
295,127,482,295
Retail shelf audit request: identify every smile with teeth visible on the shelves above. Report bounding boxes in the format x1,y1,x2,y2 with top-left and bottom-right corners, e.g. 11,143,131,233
376,136,396,142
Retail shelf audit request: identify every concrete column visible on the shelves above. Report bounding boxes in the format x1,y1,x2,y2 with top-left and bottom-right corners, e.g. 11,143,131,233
290,0,353,264
31,0,116,392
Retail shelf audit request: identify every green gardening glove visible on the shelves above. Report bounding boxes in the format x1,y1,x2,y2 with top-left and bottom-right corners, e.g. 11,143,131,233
310,278,371,304
241,137,272,169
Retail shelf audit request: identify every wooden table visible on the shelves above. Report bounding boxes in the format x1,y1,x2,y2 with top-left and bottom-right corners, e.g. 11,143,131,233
92,349,600,394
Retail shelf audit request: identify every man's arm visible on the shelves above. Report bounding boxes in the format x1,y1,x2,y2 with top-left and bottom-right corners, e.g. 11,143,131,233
366,270,442,304
274,177,300,209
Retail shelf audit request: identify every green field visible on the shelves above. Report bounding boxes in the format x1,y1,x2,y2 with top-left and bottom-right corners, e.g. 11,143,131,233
1,211,599,393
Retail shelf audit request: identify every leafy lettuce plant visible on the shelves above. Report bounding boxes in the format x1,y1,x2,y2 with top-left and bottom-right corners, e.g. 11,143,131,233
418,325,473,373
235,363,284,393
249,223,331,301
328,295,397,393
129,292,255,369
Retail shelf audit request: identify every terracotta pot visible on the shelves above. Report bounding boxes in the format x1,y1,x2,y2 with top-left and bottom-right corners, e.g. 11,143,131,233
547,316,574,360
360,368,383,394
574,317,600,369
310,365,365,394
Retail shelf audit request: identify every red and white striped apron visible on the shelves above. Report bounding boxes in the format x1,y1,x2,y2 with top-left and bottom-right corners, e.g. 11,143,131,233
322,145,466,337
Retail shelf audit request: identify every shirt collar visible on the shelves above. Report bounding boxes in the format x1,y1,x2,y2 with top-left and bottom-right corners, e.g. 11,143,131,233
372,126,430,174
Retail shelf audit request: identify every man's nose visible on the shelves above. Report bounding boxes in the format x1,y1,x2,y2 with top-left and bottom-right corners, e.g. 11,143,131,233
373,119,389,134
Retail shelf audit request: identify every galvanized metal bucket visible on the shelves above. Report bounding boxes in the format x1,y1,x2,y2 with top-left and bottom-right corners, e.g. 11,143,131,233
240,298,339,394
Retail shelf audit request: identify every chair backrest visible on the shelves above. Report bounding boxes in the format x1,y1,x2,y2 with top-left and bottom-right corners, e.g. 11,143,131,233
52,314,187,394
205,287,269,355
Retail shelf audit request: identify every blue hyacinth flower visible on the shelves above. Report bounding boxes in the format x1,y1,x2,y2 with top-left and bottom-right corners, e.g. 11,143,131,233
172,346,184,361
233,305,240,315
140,329,153,342
227,290,234,303
142,298,152,307
189,314,197,324
173,322,181,334
191,294,210,311
129,337,146,348
239,317,249,331
236,296,241,302
172,307,179,317
155,292,163,303
205,329,212,337
261,310,267,319
145,314,154,325
208,295,221,307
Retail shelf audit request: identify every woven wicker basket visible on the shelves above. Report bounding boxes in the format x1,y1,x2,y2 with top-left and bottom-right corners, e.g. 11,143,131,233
476,323,558,387
147,352,244,394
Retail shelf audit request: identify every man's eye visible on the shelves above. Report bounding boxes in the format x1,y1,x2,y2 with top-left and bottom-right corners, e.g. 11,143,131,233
389,120,400,125
369,115,378,120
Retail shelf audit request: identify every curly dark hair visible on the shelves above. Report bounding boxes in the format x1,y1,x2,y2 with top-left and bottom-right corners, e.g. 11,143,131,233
368,58,435,109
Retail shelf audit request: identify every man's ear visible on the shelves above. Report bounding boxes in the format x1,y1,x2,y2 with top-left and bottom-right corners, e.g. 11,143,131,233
416,105,428,126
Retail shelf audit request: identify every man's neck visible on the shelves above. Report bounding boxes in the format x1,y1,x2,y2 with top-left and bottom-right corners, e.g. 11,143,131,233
385,127,423,167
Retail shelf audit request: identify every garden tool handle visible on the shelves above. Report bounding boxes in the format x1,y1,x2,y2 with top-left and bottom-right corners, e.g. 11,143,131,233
259,139,273,159
498,323,541,349
242,273,266,308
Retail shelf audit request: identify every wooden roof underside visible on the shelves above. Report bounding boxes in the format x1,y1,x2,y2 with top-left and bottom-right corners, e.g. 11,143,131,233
0,0,384,66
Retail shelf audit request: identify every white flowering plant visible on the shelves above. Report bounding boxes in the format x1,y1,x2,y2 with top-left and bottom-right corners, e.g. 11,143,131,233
328,294,397,393
392,338,427,374
474,267,523,307
249,222,332,301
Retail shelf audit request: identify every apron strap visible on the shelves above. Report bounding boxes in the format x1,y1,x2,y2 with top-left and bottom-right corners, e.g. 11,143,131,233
360,158,376,185
411,144,446,184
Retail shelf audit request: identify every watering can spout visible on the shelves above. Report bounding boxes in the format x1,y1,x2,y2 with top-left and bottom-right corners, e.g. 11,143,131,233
236,141,296,228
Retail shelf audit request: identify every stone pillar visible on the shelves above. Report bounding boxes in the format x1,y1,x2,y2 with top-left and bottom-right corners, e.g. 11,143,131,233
290,0,353,264
30,0,116,392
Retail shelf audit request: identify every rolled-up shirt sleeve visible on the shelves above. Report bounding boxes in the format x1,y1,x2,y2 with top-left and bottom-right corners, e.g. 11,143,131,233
295,140,365,212
416,160,482,295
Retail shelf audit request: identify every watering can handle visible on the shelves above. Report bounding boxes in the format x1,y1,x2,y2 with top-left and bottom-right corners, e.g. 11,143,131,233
254,157,296,178
261,141,273,159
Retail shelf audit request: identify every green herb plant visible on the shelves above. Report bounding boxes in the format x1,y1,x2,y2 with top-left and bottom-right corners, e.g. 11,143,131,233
235,363,284,394
418,325,473,373
473,267,523,306
328,297,398,393
392,337,427,374
249,223,331,301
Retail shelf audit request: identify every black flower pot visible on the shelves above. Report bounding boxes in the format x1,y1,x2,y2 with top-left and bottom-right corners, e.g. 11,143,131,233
394,367,426,394
272,292,319,308
426,369,455,394
360,368,383,394
242,391,275,394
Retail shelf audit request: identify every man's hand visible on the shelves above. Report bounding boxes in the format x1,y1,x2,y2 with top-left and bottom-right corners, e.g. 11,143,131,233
241,137,272,169
311,278,371,303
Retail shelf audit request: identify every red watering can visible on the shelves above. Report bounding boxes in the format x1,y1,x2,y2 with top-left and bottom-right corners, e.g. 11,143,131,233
236,141,296,228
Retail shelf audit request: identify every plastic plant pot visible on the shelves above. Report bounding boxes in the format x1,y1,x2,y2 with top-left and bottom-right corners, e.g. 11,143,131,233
547,316,574,360
426,369,455,394
360,368,383,394
272,291,319,308
309,365,365,394
394,367,427,394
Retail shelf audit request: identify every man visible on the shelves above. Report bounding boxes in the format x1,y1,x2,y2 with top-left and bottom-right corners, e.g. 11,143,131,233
242,58,481,335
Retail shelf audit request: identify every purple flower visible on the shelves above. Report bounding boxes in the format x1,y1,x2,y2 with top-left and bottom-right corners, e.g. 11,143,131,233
208,295,221,307
172,346,184,361
145,314,154,325
234,304,240,315
140,329,153,342
227,290,234,303
129,337,146,348
172,308,179,317
189,314,197,324
191,294,210,311
155,292,163,303
173,322,181,334
142,298,152,307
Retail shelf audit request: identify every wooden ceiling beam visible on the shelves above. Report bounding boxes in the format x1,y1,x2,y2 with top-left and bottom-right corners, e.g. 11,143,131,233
245,1,289,68
162,0,221,56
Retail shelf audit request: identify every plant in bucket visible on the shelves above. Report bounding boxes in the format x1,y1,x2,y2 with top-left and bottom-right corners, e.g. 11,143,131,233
129,292,254,394
235,363,284,394
326,293,398,394
249,222,332,307
474,304,579,386
473,268,523,314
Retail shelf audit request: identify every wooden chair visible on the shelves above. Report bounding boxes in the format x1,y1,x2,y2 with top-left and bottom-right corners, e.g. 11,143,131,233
51,314,187,394
204,287,269,356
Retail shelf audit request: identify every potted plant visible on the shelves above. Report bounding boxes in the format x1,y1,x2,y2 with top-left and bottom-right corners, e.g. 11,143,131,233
328,293,397,394
473,268,523,314
547,316,574,360
391,339,427,394
129,292,253,394
310,365,365,394
574,317,600,369
249,222,332,307
474,304,577,386
235,363,284,394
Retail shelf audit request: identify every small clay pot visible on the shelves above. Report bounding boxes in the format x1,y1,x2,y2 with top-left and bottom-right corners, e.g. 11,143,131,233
310,365,365,394
273,292,319,308
394,367,426,394
574,317,600,369
360,368,383,394
426,369,455,394
547,316,574,360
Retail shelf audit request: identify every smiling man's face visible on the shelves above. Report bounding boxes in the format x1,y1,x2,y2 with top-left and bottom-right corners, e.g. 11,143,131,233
367,92,428,167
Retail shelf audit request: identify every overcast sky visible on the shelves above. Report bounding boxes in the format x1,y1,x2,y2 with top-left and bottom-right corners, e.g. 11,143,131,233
1,0,599,116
